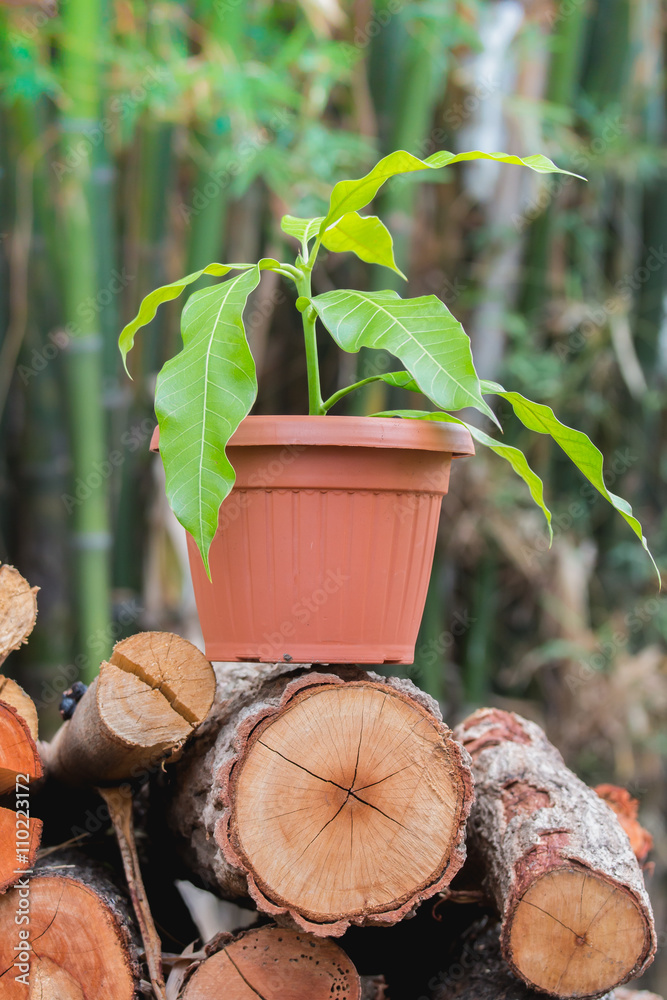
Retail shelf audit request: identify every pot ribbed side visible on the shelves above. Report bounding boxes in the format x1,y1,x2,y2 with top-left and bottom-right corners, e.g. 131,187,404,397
188,486,444,664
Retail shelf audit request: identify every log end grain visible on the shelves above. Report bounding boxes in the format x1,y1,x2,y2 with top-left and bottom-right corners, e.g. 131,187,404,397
506,865,653,997
217,673,473,935
110,631,215,728
0,564,38,664
0,677,38,741
0,854,140,998
181,925,361,999
457,708,656,999
0,805,41,894
0,702,42,796
49,631,216,786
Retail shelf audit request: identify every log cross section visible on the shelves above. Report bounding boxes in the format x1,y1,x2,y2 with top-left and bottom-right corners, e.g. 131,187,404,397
171,668,473,935
456,708,656,999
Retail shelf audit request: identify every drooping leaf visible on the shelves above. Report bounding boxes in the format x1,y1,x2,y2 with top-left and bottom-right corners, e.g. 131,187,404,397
280,215,324,246
155,264,276,575
321,149,585,231
481,382,659,582
375,409,552,540
119,263,253,374
321,212,406,277
308,288,498,425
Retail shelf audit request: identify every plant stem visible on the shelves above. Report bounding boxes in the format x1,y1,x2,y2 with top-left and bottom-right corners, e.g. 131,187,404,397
322,375,388,412
295,268,324,415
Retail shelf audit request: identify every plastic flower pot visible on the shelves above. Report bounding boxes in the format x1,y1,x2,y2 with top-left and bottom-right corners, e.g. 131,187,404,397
152,414,473,664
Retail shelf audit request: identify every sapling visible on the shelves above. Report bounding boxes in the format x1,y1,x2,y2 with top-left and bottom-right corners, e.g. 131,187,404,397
119,149,657,581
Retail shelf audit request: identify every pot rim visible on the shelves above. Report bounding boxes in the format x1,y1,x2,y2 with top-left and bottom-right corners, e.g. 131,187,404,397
150,414,474,456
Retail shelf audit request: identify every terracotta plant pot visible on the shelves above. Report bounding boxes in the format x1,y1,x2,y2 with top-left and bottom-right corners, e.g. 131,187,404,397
152,415,473,664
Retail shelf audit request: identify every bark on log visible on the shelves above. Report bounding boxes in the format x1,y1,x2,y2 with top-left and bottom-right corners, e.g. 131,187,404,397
426,920,618,1000
0,701,42,795
169,664,473,936
180,925,361,999
0,564,38,667
0,850,141,998
47,631,215,786
456,709,656,999
0,677,38,740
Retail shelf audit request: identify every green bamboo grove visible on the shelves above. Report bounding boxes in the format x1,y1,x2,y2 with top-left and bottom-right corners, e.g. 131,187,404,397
0,0,665,719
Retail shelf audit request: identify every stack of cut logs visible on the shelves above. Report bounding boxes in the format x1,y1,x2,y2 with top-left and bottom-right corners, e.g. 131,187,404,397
0,562,660,1000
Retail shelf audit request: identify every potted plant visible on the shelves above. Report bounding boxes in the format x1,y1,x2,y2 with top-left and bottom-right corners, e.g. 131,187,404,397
120,149,657,664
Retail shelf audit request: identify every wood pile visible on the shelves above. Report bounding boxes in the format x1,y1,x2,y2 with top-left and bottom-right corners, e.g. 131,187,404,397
0,565,660,999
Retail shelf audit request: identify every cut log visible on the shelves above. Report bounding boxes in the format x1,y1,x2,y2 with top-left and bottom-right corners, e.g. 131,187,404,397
0,564,38,666
0,676,38,740
169,665,473,935
0,702,42,795
181,925,361,999
0,850,141,998
426,919,618,1000
456,709,656,999
0,805,41,894
47,631,215,786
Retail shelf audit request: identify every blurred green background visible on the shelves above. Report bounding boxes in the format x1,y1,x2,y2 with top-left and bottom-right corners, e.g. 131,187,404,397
0,0,666,989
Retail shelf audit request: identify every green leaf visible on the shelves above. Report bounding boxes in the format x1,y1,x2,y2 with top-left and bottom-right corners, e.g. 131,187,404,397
321,213,406,277
481,384,659,583
280,215,324,246
374,409,552,540
321,149,585,231
308,288,498,425
119,262,252,374
154,264,271,575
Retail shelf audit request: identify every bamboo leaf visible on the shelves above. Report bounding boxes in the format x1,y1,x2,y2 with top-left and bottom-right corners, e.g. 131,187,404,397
321,212,406,277
119,263,253,374
280,215,324,245
308,289,498,424
481,383,659,582
154,265,270,575
375,409,553,539
321,149,585,231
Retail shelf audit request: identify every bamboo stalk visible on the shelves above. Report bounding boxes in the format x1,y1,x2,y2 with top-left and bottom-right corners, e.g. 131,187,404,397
58,0,111,680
